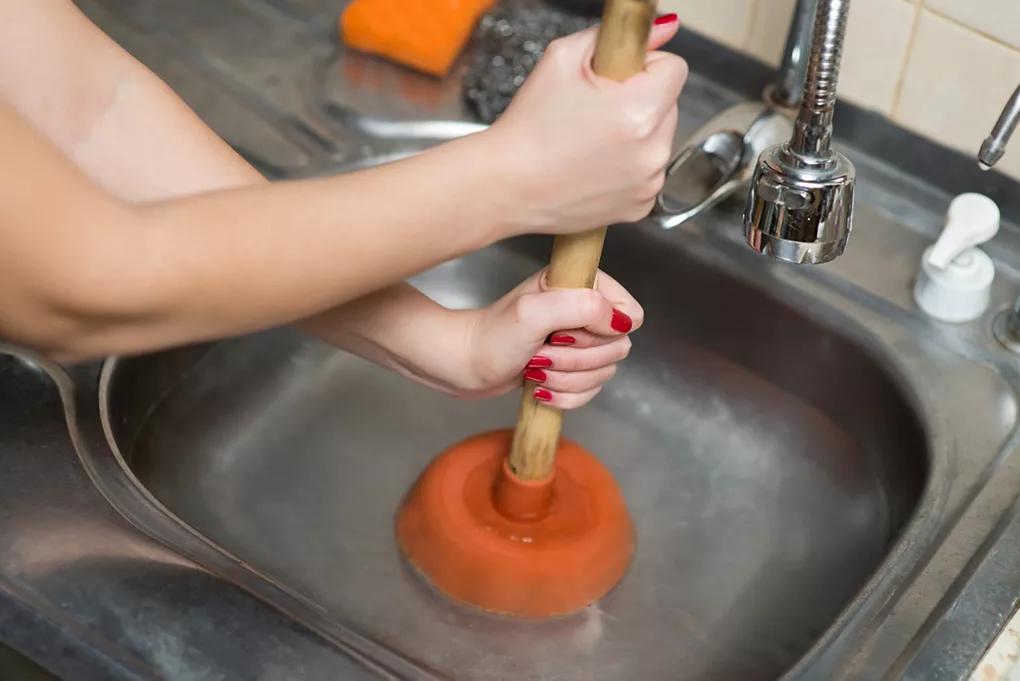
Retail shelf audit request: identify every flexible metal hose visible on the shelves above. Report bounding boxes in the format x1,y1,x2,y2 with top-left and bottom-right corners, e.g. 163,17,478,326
790,0,850,159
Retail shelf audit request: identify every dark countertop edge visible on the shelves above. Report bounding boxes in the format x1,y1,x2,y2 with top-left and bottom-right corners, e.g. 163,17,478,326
897,494,1020,679
0,578,156,681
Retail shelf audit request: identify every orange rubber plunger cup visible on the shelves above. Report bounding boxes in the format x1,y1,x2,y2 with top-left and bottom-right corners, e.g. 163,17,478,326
395,0,654,617
396,430,633,617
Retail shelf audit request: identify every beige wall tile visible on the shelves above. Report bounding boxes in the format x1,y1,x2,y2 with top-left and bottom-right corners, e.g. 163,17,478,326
925,0,1020,52
659,0,756,51
836,0,917,113
895,10,1020,181
731,0,916,113
746,0,796,66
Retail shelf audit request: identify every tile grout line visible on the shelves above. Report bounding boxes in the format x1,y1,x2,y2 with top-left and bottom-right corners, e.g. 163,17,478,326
924,5,1020,56
889,0,925,121
741,0,761,52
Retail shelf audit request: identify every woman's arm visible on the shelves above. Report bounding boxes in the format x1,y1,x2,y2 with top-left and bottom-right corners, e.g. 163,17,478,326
0,2,684,367
0,106,503,360
0,0,477,373
0,0,259,200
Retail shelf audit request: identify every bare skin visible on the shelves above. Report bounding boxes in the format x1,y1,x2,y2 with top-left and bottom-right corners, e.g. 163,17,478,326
0,0,687,407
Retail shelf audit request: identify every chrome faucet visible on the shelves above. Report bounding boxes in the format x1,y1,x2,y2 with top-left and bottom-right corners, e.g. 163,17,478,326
654,0,856,265
743,0,855,264
767,0,818,108
978,84,1020,171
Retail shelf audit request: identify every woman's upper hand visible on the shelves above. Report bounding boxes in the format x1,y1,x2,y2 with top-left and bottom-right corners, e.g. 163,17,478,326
459,269,643,409
486,15,687,236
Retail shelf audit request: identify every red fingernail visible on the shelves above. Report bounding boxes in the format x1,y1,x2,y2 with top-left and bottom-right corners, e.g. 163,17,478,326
528,355,553,368
654,12,678,26
549,334,576,346
533,388,553,402
611,309,633,333
524,368,547,383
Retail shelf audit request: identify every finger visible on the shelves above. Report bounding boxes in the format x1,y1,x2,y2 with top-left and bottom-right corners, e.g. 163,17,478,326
526,365,617,394
545,329,616,349
623,52,688,122
544,24,600,75
644,104,678,178
647,14,681,51
592,271,645,331
535,336,632,372
536,269,644,336
514,288,626,341
533,386,603,410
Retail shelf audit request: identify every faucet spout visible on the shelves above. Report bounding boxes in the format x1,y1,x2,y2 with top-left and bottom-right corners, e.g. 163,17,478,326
770,0,818,109
978,84,1020,171
743,0,855,264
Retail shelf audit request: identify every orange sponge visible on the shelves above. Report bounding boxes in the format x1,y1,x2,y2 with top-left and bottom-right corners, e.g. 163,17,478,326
340,0,495,77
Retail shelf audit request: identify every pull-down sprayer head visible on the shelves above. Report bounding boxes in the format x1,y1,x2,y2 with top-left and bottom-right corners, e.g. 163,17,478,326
743,0,855,264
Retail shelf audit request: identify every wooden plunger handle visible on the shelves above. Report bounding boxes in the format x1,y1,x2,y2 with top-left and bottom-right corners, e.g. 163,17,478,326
507,0,658,480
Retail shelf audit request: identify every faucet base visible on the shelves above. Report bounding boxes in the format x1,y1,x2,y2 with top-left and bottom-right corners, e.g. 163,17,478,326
992,309,1020,354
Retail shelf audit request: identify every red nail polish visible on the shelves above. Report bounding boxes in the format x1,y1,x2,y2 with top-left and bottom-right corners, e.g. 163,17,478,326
527,355,553,368
654,12,678,26
533,388,553,402
610,309,633,333
549,334,576,346
524,368,547,383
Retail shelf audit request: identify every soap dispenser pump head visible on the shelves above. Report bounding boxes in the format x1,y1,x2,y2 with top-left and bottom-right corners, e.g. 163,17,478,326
926,193,1000,270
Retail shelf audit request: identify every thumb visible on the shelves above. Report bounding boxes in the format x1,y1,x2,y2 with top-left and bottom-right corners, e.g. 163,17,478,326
513,288,622,343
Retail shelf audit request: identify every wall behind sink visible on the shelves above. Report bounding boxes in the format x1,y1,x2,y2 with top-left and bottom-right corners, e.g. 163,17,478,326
662,0,1020,182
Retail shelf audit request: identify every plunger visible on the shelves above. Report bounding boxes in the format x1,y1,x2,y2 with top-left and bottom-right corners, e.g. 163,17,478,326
396,0,655,618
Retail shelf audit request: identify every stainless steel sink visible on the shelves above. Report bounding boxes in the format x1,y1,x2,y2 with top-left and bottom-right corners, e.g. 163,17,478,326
95,221,932,679
75,162,1020,678
19,1,1018,679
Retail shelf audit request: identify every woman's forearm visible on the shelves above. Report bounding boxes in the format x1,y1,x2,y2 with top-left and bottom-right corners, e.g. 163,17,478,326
0,1,467,367
299,284,479,396
0,104,507,361
126,132,504,342
0,0,261,201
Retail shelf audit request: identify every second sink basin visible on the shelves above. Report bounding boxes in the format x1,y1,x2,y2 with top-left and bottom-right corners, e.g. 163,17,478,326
101,228,928,680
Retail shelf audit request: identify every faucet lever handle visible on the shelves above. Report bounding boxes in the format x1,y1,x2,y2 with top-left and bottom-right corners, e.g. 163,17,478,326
927,193,1000,269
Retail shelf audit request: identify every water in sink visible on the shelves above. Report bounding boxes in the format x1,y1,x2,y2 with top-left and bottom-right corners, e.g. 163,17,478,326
105,235,927,680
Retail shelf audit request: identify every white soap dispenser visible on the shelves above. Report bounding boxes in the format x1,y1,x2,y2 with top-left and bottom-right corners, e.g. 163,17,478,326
913,193,1000,323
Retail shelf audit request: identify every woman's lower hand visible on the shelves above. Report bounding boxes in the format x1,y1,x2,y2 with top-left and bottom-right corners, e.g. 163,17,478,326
457,269,642,409
485,14,687,236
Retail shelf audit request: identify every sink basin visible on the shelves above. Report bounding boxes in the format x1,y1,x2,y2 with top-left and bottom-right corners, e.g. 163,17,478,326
101,230,928,680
